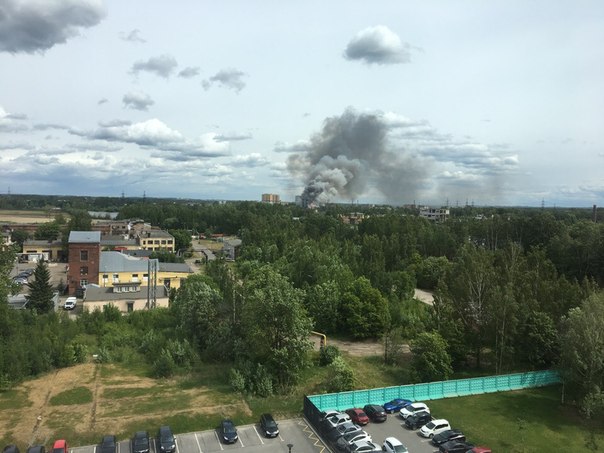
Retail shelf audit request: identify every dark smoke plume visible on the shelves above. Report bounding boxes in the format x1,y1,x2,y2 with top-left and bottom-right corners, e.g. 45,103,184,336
288,107,428,205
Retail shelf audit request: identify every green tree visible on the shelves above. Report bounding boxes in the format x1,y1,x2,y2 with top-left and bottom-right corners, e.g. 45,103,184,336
10,229,30,248
410,331,453,382
240,265,313,391
26,260,55,313
339,277,390,339
35,221,61,241
170,229,192,253
559,293,604,413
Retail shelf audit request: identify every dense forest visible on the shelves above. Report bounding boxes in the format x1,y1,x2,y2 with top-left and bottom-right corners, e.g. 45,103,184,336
1,196,604,417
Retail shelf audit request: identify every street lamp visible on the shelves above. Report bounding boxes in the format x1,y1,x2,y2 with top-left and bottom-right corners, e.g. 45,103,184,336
287,443,293,453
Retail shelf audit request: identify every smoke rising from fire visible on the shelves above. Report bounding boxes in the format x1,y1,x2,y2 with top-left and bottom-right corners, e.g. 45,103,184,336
287,108,428,205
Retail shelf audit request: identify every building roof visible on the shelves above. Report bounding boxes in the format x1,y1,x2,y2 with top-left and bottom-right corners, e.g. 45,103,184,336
69,231,101,243
23,239,63,247
123,249,154,258
99,251,192,274
140,230,174,239
159,262,193,273
100,236,138,247
100,251,148,272
84,285,169,302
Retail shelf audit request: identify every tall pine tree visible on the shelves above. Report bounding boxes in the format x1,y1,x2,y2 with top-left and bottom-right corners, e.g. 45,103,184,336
26,260,55,313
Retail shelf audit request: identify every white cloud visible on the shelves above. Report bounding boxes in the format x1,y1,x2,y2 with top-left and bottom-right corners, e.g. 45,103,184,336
344,25,412,65
120,29,146,43
122,91,155,111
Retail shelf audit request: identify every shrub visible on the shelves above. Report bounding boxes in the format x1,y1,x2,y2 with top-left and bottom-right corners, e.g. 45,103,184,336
319,345,341,366
229,368,246,393
326,356,355,392
153,349,176,378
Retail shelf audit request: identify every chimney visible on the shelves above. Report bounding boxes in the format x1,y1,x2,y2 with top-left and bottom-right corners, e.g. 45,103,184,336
593,204,598,223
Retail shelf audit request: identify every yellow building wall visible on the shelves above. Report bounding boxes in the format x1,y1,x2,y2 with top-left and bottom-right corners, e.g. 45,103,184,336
98,270,189,289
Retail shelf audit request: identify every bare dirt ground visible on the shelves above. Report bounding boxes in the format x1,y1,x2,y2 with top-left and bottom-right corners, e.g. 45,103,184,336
0,210,61,224
2,363,249,447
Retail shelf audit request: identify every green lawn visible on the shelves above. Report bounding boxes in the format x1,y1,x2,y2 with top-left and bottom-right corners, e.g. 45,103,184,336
428,386,604,452
49,386,93,406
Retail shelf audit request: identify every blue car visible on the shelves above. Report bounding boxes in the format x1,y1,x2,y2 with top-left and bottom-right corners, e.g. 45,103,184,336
383,398,412,413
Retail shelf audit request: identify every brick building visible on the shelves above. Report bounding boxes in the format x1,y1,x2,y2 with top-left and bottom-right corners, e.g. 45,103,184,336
67,231,101,296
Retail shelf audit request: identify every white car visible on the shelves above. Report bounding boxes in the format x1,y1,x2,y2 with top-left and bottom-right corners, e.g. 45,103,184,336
334,431,371,451
399,402,430,419
64,297,77,310
348,440,381,452
325,413,351,428
419,418,451,438
382,437,409,453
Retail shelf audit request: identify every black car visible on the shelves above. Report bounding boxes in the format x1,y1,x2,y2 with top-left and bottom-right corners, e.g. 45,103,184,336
26,447,44,453
3,446,20,453
132,431,150,453
432,429,465,446
259,413,279,438
99,435,117,453
362,404,387,422
157,426,176,453
439,440,474,453
405,410,432,430
218,419,238,444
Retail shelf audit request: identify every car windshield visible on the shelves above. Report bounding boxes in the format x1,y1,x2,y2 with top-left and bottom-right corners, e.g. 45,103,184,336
265,419,277,428
424,422,435,429
223,423,236,433
135,437,148,447
394,445,407,453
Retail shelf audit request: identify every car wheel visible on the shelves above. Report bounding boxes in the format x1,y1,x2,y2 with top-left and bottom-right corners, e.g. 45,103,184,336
429,433,433,438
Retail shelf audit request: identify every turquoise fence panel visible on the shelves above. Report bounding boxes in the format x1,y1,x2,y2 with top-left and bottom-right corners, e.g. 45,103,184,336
308,370,561,411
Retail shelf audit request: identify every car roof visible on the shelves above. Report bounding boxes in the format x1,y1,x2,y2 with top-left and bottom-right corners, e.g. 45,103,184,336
52,441,66,449
384,437,403,445
428,418,448,424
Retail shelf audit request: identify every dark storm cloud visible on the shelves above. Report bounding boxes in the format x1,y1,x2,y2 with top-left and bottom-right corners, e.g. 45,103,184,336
120,29,146,43
0,0,106,54
344,25,412,65
202,68,247,92
130,54,178,78
122,92,155,111
178,66,200,78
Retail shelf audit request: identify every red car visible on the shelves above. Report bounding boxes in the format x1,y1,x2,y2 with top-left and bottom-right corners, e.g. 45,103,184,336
345,408,369,425
52,440,67,453
468,448,491,453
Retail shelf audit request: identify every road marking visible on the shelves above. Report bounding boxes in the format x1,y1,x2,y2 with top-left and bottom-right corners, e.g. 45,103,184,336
149,439,155,453
174,436,180,453
298,419,327,453
194,433,203,453
278,433,284,441
238,435,244,448
212,432,224,451
252,426,264,445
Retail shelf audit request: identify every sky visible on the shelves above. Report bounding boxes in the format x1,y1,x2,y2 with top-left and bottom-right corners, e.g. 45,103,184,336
0,0,603,207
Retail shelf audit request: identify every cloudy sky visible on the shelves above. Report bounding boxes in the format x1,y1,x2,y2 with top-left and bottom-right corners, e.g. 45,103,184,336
1,1,603,207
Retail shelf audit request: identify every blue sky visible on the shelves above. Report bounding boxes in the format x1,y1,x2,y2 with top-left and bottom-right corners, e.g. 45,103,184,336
0,0,603,207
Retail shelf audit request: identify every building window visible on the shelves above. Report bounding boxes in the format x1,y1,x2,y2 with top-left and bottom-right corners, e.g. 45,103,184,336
127,302,134,312
132,273,139,283
80,250,88,261
79,279,88,287
167,240,173,245
113,273,119,283
154,240,160,244
80,266,88,276
161,240,166,245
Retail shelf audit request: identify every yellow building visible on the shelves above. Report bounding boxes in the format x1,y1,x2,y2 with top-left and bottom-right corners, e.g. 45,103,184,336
22,239,64,261
98,251,192,290
138,230,176,252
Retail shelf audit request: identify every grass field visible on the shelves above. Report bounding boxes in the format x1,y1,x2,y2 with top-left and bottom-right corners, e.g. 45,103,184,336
0,209,67,223
1,351,603,451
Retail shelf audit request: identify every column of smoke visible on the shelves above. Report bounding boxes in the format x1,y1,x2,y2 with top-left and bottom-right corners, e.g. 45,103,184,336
288,108,427,206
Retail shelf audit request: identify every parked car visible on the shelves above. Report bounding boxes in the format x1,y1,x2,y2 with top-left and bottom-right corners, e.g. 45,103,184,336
3,446,20,453
383,398,412,413
345,408,369,425
131,431,150,453
26,447,44,453
382,437,409,453
99,435,117,453
64,297,77,310
467,448,491,453
362,404,387,422
157,426,176,453
334,431,371,451
439,440,474,453
259,413,279,438
218,419,238,444
432,429,466,446
405,411,432,429
320,410,341,421
325,422,362,442
399,402,430,419
419,418,451,438
345,440,381,453
325,413,352,428
51,440,67,453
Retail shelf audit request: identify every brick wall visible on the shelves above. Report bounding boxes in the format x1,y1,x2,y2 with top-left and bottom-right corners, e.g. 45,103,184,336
67,242,100,295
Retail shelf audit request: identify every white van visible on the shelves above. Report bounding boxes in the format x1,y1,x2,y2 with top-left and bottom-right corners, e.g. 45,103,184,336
64,297,77,310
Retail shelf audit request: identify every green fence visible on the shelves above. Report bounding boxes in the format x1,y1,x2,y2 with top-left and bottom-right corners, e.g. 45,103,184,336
308,370,561,411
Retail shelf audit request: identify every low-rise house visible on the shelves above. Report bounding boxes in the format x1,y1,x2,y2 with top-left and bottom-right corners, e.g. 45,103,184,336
83,285,170,313
22,239,64,261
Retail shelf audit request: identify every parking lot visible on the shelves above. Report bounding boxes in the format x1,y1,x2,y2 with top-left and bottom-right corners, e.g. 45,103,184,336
71,419,328,453
361,413,441,452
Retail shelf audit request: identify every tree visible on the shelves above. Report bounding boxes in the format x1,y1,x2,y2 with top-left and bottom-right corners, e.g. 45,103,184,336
26,260,55,313
339,277,390,339
410,331,453,382
10,229,30,248
34,221,61,241
240,265,313,391
559,293,604,413
170,229,192,253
